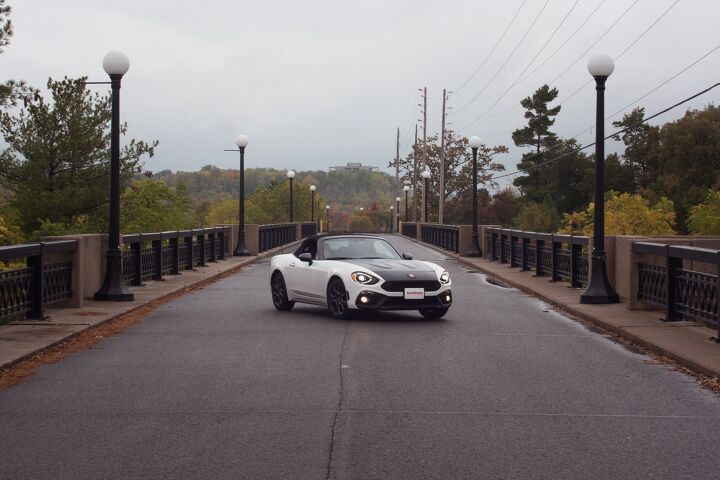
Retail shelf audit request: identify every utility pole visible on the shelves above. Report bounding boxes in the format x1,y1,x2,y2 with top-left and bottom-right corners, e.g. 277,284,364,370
395,127,400,186
439,88,447,224
421,86,428,223
412,124,418,222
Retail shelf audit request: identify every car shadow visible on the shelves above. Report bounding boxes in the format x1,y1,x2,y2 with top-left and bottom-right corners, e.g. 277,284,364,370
287,305,445,324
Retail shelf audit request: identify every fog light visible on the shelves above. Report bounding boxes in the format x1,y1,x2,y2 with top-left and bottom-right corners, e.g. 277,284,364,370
360,296,369,304
445,294,451,302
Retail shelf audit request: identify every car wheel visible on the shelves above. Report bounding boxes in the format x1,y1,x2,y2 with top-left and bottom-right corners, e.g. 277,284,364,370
419,307,449,319
271,272,294,311
327,277,350,319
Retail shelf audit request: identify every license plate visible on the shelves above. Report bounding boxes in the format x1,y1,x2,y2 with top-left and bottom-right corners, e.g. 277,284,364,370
404,288,424,300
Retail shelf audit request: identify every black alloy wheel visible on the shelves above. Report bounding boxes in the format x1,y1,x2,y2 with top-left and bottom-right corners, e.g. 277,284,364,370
327,277,350,319
419,307,449,319
271,272,294,311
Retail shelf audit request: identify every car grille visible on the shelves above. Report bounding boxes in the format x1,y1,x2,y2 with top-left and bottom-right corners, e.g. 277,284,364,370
381,280,442,292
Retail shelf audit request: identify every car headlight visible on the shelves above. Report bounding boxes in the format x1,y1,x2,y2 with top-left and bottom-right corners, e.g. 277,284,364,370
351,271,379,285
439,271,450,284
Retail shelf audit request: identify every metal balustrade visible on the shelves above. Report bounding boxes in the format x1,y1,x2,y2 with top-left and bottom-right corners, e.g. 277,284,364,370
258,224,297,253
420,224,460,253
634,242,720,337
121,227,230,286
401,222,417,239
486,228,589,288
0,240,76,323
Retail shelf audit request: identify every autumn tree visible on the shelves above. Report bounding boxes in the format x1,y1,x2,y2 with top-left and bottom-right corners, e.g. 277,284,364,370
120,179,193,233
687,189,720,235
560,192,676,236
0,77,157,234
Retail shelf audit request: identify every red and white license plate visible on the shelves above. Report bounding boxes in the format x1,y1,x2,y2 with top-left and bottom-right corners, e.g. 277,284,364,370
404,288,425,300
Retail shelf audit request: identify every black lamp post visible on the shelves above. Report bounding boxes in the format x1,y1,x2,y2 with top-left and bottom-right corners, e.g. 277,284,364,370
310,185,316,223
581,53,619,304
403,185,410,221
395,196,401,232
464,136,482,257
421,169,431,223
94,51,133,301
325,205,330,232
229,135,250,256
287,170,295,222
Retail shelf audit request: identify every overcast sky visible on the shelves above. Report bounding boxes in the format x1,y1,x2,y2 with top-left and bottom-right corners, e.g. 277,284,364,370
3,0,719,189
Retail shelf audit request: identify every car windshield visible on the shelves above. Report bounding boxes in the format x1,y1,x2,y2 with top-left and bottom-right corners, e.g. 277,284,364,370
322,237,401,260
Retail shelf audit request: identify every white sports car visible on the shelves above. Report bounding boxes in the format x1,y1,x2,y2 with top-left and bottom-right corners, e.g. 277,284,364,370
269,234,452,319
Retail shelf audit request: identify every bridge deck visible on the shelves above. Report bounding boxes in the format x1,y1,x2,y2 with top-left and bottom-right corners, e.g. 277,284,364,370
1,235,718,479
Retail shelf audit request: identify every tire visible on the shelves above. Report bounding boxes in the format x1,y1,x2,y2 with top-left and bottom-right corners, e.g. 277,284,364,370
271,272,294,311
327,277,350,319
419,307,449,319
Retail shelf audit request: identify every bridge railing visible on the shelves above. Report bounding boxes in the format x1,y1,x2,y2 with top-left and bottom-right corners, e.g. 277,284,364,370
121,227,230,286
634,242,720,335
485,228,590,288
0,240,77,322
420,224,460,253
401,222,417,239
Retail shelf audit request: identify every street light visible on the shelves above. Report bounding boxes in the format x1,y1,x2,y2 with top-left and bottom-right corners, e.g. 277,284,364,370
403,184,410,221
395,196,401,232
581,53,620,304
389,206,394,232
233,135,250,256
287,170,295,222
325,204,330,232
310,185,316,223
94,50,133,301
464,135,482,257
421,169,431,223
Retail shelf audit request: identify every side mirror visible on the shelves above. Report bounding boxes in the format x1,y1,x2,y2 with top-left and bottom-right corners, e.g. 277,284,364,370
298,252,313,265
402,253,413,260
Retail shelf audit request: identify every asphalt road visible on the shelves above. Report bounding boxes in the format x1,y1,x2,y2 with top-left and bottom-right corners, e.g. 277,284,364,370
1,235,719,479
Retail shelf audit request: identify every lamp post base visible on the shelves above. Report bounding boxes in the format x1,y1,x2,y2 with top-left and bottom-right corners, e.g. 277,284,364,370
94,249,134,301
464,232,482,257
580,253,619,304
234,231,252,256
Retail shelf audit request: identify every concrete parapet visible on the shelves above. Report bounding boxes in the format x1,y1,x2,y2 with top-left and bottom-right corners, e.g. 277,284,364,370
41,234,106,307
245,224,259,255
458,225,471,256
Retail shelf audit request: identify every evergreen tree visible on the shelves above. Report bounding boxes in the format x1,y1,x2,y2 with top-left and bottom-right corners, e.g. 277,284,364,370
611,107,661,191
0,77,157,234
0,1,39,109
512,85,562,203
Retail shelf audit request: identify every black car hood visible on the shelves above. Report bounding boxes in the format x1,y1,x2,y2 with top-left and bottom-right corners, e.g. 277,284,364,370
337,259,438,281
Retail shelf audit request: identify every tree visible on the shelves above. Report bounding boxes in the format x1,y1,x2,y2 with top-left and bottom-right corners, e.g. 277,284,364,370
0,215,22,246
120,179,192,233
650,105,720,232
0,77,157,234
687,189,720,235
512,85,574,207
513,201,561,233
560,192,676,236
0,1,39,110
480,188,522,227
611,107,661,191
393,131,506,223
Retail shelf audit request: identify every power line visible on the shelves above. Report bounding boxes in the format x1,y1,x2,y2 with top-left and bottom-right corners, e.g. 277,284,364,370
454,0,551,115
452,0,528,96
456,0,640,132
473,0,581,120
490,82,720,181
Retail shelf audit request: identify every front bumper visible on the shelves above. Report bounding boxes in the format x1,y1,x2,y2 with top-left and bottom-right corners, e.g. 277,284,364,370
354,289,452,310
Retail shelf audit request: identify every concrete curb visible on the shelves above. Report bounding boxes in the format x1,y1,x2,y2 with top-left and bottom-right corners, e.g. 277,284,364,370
0,241,301,370
396,234,720,379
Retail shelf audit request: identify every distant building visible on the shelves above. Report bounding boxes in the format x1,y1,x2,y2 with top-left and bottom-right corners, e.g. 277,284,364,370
329,162,378,173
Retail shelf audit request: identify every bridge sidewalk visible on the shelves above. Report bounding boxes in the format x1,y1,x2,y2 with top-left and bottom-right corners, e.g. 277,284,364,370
0,242,300,370
455,254,720,378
